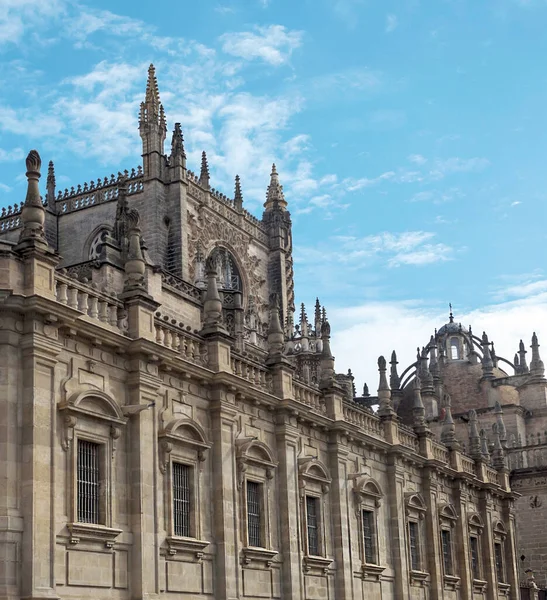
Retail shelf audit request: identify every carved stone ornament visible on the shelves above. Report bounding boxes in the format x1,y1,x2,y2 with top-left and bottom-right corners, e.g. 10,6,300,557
235,437,277,490
298,456,331,498
350,475,383,513
158,418,211,474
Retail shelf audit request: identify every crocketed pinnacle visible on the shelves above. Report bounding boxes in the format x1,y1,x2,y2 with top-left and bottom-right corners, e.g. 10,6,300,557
199,151,210,189
412,376,425,427
170,123,186,161
139,64,164,126
46,160,55,203
264,163,288,211
314,298,321,333
234,175,243,210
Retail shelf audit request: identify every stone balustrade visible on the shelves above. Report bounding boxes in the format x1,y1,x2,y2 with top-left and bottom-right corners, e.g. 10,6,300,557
461,454,476,475
230,353,272,392
398,424,420,451
153,314,207,366
431,440,450,464
342,403,385,439
292,380,325,414
55,272,125,333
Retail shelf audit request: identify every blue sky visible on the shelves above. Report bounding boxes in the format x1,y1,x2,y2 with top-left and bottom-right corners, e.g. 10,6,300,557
2,0,547,388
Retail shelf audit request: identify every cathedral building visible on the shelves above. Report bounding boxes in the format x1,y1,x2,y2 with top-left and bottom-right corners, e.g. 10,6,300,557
0,64,526,600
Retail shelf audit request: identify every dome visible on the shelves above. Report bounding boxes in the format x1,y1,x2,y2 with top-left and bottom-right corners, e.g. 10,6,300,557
438,321,469,336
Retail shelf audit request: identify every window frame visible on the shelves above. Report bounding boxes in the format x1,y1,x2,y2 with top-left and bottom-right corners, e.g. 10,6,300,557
236,437,278,567
438,503,459,588
172,461,193,538
159,417,211,559
246,479,265,548
404,493,428,584
58,389,127,549
351,475,385,578
468,512,486,591
493,520,508,585
298,457,333,574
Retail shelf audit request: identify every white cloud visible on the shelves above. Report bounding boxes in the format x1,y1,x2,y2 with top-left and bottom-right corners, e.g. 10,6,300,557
343,171,395,191
0,0,65,46
219,25,303,66
408,153,427,165
330,292,547,394
428,156,490,180
385,14,398,33
0,147,24,162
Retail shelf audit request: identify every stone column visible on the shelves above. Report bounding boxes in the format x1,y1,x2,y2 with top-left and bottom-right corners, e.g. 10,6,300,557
127,359,161,600
20,320,62,600
479,492,497,600
210,387,239,600
328,433,353,599
423,470,443,600
275,411,303,600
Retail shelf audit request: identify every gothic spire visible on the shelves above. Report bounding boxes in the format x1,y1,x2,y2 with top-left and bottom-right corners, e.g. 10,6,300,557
139,64,167,175
530,332,545,377
493,401,507,447
145,64,160,110
518,339,529,373
199,151,210,190
234,175,243,211
314,298,322,334
17,150,47,247
46,160,55,204
170,123,186,165
264,163,287,211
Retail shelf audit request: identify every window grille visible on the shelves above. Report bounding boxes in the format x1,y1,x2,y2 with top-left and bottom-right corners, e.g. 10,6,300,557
362,510,377,564
246,481,262,547
173,463,191,537
470,536,480,580
306,496,320,556
494,542,504,582
408,521,420,571
77,440,100,524
441,529,453,575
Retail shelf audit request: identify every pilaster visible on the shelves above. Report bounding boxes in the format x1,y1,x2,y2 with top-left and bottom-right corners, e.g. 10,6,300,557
423,470,443,600
126,357,162,600
454,483,472,600
210,389,239,600
275,412,303,600
479,492,497,600
19,320,62,600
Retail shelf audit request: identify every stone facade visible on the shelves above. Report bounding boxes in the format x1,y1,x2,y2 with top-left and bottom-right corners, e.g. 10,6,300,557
0,65,521,600
385,311,547,593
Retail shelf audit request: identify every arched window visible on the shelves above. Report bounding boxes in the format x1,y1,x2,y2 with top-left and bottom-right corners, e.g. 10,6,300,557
450,337,460,360
88,229,109,261
209,247,242,292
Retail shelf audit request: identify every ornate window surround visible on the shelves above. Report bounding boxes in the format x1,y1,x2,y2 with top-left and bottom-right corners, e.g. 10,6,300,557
235,437,278,567
159,417,211,560
468,512,487,593
493,520,508,589
351,476,385,579
58,390,127,548
405,492,429,585
438,503,459,590
298,457,333,574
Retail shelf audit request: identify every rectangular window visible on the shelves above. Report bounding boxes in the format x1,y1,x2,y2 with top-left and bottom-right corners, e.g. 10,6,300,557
408,521,420,571
173,463,191,537
306,496,320,556
77,440,101,524
470,536,480,580
362,510,377,564
494,542,504,582
247,481,262,547
441,529,453,575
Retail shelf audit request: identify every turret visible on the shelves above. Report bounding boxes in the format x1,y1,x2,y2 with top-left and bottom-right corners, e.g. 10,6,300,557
139,64,167,180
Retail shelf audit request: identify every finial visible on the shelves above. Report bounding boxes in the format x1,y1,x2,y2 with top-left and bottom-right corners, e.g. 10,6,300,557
17,150,47,247
479,429,490,461
267,293,285,356
321,306,327,324
170,123,186,163
449,302,454,323
319,319,335,388
412,376,426,427
441,395,458,448
390,350,400,390
518,338,529,373
202,254,224,332
530,332,545,377
481,332,494,379
468,410,482,459
377,356,393,416
314,298,321,332
234,175,243,211
46,160,56,204
124,209,146,289
493,400,507,445
363,383,370,397
491,423,508,470
264,162,287,211
199,151,210,190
